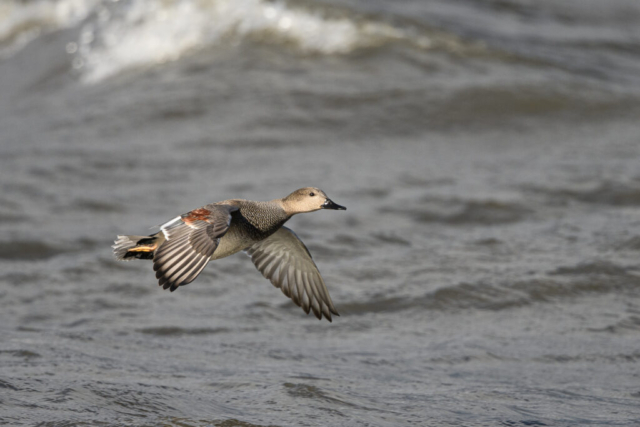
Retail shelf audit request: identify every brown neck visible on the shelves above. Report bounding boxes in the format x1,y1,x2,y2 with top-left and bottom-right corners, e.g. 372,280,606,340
277,198,298,216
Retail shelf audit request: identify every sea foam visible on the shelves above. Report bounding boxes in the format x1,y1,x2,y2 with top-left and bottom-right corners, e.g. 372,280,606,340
0,0,442,83
74,0,433,83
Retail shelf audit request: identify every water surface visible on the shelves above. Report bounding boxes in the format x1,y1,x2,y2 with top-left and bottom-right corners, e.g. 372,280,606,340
2,0,640,425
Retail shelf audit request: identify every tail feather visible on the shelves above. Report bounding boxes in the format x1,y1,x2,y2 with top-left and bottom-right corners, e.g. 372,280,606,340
113,234,160,261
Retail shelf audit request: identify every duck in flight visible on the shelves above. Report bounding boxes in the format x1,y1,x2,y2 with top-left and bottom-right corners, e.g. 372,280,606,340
113,187,346,321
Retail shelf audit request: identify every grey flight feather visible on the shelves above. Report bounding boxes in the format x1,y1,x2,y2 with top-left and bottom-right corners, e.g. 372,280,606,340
245,226,339,321
153,204,237,292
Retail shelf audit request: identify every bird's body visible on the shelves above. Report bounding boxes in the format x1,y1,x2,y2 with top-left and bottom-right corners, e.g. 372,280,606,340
211,200,290,259
113,187,346,321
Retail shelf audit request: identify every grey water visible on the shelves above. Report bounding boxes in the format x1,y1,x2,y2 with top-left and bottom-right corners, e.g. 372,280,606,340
2,0,640,425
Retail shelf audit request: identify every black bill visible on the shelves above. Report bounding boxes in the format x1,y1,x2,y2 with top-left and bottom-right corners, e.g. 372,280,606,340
322,198,346,210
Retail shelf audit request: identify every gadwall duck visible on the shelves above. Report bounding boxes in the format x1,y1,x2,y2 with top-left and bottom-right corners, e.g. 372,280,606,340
113,187,346,321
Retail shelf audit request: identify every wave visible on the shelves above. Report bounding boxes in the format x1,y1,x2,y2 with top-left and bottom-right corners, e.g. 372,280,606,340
75,0,441,83
383,197,532,226
0,0,97,58
339,261,640,315
0,238,98,261
0,240,63,260
525,180,640,207
0,0,463,83
137,326,230,336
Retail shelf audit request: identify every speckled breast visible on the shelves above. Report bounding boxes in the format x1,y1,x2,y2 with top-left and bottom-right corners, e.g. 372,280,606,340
210,202,289,260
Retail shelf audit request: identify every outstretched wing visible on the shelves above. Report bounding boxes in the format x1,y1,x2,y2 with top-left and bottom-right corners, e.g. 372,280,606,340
245,226,339,322
154,204,237,292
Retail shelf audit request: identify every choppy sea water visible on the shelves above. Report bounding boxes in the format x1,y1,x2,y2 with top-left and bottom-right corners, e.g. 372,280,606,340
2,0,640,425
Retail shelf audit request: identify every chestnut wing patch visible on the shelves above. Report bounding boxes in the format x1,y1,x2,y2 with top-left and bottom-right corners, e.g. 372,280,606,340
154,204,237,292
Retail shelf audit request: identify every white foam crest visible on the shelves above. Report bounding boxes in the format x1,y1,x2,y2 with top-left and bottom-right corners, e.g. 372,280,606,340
76,0,433,83
0,0,98,57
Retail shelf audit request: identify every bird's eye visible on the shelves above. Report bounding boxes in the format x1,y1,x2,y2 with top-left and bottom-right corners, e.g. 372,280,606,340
309,192,315,197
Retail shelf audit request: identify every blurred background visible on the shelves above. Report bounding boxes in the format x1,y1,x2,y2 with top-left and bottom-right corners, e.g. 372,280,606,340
2,0,640,425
